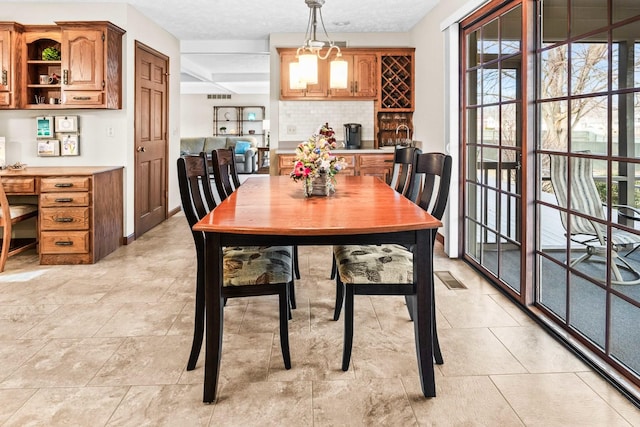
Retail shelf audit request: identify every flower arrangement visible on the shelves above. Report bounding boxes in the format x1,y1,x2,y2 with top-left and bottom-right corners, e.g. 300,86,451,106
290,123,347,182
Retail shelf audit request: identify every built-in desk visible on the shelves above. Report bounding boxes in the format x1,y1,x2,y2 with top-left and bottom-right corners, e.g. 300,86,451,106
0,166,123,265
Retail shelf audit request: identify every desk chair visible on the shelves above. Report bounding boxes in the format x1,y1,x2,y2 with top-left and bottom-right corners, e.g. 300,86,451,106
178,155,294,371
332,152,452,371
211,148,302,284
0,181,38,272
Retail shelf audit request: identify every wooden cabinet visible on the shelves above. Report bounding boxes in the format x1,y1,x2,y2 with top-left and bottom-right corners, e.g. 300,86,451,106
58,21,124,109
278,152,391,178
279,50,328,98
0,23,23,109
18,21,124,110
329,53,377,98
279,48,377,100
1,167,123,265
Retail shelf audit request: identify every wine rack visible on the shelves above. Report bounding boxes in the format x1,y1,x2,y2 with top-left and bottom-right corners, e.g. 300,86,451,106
380,55,413,110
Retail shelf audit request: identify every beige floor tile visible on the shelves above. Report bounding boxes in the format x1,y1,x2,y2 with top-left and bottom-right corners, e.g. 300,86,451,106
94,302,185,337
0,337,122,388
98,277,176,303
106,385,214,426
491,326,590,373
491,373,632,426
490,292,538,326
349,328,420,379
0,304,59,339
90,335,191,386
437,328,528,376
21,303,123,339
437,292,521,328
577,372,640,426
313,378,417,426
3,387,127,427
404,375,525,426
0,339,48,381
0,388,37,424
210,381,313,426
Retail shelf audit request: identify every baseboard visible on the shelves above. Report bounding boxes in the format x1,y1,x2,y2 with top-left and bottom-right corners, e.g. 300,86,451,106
168,206,181,217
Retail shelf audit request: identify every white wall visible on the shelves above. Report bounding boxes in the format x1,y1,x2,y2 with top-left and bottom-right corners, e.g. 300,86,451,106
0,3,182,238
180,93,269,136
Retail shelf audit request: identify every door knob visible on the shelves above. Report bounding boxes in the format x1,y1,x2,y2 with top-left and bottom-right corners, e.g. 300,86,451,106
137,146,146,152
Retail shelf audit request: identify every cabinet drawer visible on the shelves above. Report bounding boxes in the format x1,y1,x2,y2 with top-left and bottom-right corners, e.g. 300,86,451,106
1,177,36,194
62,91,103,106
358,154,394,168
41,176,90,192
40,231,90,254
0,92,10,106
40,192,90,207
40,207,90,231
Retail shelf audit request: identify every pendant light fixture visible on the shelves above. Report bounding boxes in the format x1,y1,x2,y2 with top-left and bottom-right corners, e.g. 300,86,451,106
291,0,348,90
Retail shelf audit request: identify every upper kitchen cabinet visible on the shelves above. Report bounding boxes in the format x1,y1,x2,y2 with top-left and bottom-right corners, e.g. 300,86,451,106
57,21,125,109
329,53,377,98
378,49,414,111
19,21,124,110
0,22,24,109
279,49,329,98
278,48,377,100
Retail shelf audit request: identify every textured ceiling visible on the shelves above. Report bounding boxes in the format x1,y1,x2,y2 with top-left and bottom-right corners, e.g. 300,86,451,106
15,0,441,93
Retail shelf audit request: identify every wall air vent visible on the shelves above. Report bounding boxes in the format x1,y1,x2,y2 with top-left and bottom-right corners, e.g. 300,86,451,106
207,94,232,100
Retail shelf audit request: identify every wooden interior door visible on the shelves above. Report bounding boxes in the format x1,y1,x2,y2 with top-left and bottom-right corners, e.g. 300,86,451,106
135,41,168,237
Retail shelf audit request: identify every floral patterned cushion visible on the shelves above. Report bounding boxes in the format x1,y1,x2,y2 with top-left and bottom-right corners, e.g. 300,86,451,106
333,244,413,284
223,246,293,286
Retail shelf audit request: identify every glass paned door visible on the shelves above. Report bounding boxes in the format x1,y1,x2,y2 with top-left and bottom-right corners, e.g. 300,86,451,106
463,2,524,295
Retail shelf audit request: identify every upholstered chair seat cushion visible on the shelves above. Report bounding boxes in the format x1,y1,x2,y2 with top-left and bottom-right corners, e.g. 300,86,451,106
223,246,293,286
333,244,413,285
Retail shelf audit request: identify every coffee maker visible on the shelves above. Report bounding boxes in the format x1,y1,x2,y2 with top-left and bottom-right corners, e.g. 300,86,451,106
343,123,362,149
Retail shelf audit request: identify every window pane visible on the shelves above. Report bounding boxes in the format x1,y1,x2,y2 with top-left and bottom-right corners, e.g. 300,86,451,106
501,55,521,101
539,256,568,320
610,295,640,377
501,4,522,55
571,36,608,96
569,274,606,349
612,21,640,90
501,103,518,147
482,68,500,104
540,100,569,151
467,106,480,145
481,18,500,64
542,0,568,45
483,106,499,144
612,0,640,23
467,29,481,67
466,69,480,106
612,93,640,158
570,96,608,155
571,0,608,37
541,45,568,99
466,144,480,181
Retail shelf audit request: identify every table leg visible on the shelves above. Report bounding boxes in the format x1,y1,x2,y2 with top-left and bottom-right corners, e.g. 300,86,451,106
203,233,224,403
414,229,436,397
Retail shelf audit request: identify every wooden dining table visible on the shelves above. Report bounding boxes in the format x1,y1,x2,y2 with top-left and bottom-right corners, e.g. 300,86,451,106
193,175,442,403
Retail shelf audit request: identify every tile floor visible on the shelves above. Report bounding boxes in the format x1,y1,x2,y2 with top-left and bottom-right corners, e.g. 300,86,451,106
0,214,638,426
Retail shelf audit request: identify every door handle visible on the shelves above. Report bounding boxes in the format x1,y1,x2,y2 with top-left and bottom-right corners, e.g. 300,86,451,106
63,70,68,85
137,146,146,152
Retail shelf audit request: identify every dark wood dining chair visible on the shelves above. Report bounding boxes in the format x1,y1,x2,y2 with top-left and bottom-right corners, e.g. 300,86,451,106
332,152,452,371
177,155,294,371
330,146,421,280
211,148,302,284
0,181,38,272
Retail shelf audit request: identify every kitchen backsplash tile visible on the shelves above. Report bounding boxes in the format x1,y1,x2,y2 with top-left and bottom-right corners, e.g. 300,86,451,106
279,100,374,144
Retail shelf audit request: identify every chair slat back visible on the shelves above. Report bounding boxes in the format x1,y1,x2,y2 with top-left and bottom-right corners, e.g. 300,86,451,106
412,152,453,221
211,148,242,201
388,146,421,198
177,155,216,230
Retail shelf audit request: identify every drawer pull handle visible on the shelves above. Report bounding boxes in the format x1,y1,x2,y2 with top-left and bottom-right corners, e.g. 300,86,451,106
55,217,74,223
54,183,73,188
63,70,68,85
55,241,73,246
73,96,91,101
55,198,73,202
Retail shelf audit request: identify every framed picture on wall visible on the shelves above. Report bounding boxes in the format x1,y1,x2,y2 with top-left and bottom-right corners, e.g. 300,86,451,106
61,134,79,156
